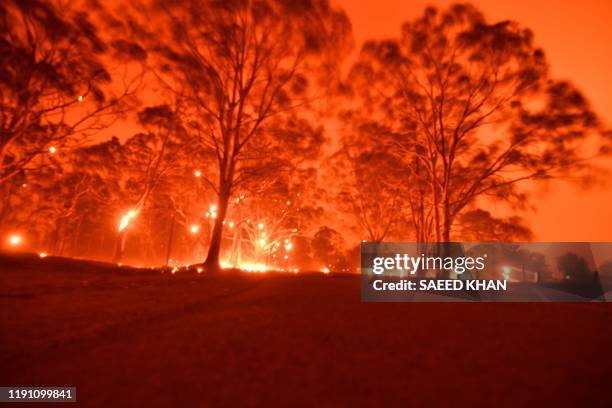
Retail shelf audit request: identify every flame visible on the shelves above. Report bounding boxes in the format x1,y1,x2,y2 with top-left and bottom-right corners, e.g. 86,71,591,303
220,260,269,273
49,146,57,154
118,216,130,232
118,210,138,232
190,224,200,234
8,234,22,246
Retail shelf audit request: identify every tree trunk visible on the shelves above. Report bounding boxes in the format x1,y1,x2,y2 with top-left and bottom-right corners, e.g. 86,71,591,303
443,218,451,243
72,216,84,256
165,214,175,266
436,213,453,279
432,181,441,244
203,190,230,271
112,230,127,264
50,220,62,254
230,226,239,265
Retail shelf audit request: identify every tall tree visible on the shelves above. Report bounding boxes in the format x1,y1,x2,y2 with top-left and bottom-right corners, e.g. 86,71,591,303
344,4,610,246
113,103,189,262
331,145,411,242
457,209,532,242
4,136,125,257
0,0,144,185
133,0,352,269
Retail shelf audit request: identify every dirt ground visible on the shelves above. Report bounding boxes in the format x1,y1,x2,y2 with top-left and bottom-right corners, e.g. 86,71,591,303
1,253,611,407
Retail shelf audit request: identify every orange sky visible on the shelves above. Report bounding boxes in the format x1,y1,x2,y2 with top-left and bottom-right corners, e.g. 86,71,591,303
338,0,612,241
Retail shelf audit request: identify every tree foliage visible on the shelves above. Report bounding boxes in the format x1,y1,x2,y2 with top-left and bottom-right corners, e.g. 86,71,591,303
128,0,353,267
0,0,143,184
2,1,611,274
343,4,609,243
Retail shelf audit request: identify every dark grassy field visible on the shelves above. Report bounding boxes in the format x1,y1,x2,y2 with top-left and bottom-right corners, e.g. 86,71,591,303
1,253,611,407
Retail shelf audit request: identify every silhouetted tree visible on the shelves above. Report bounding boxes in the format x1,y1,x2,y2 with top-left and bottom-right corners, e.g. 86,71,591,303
5,136,125,257
344,4,610,245
331,147,411,242
457,209,532,241
311,226,348,272
113,103,189,262
0,0,144,185
598,260,612,289
130,0,352,269
227,165,324,268
558,253,592,282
